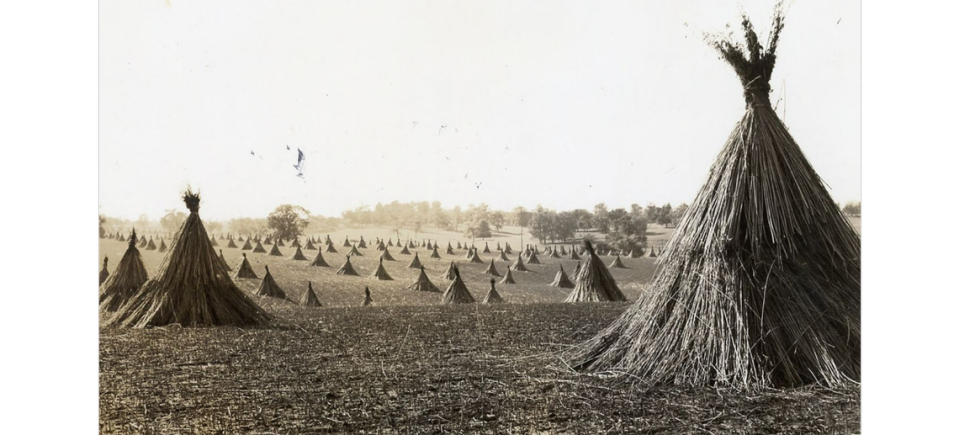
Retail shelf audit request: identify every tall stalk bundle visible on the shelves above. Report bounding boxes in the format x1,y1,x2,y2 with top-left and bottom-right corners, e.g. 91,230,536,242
482,242,491,254
290,238,301,248
369,258,393,281
336,255,360,276
650,247,657,258
252,241,266,253
325,242,338,253
499,266,516,284
388,238,394,247
304,239,317,250
105,191,270,327
146,237,157,251
484,259,500,277
526,251,541,265
426,241,433,250
511,254,529,272
608,255,627,269
399,243,412,255
276,238,285,247
429,246,440,259
407,252,423,269
446,243,455,255
99,231,149,312
482,279,504,304
407,266,440,292
567,8,860,389
268,243,283,257
468,248,484,264
138,236,148,248
564,241,626,303
358,236,367,249
442,261,457,280
498,250,510,261
238,235,245,242
442,266,476,304
496,242,502,251
568,249,581,260
241,239,253,250
227,238,238,249
100,257,110,285
504,243,513,254
309,249,329,267
232,253,257,279
118,234,126,242
256,265,287,299
347,244,363,257
301,282,322,307
264,236,273,245
548,248,561,259
456,241,462,249
210,236,218,247
343,237,352,247
325,235,332,244
380,246,396,261
158,238,168,253
290,247,308,261
376,240,386,251
550,265,575,289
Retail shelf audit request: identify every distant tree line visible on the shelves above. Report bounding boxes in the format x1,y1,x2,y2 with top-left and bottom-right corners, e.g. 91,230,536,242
99,206,341,240
337,201,691,249
841,201,861,217
101,200,695,250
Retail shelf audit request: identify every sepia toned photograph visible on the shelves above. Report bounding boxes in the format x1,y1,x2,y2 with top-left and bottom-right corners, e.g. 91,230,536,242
95,0,864,433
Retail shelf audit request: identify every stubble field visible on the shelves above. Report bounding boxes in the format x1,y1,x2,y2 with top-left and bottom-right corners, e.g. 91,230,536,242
99,224,860,433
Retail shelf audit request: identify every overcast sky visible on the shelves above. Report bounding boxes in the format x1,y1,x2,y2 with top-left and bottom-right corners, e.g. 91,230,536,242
99,0,860,221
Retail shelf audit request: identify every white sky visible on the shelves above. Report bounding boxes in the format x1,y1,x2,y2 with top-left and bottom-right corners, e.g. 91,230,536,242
99,0,860,221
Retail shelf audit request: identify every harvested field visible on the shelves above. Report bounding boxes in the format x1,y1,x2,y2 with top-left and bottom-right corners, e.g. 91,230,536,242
100,303,859,433
99,233,859,433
